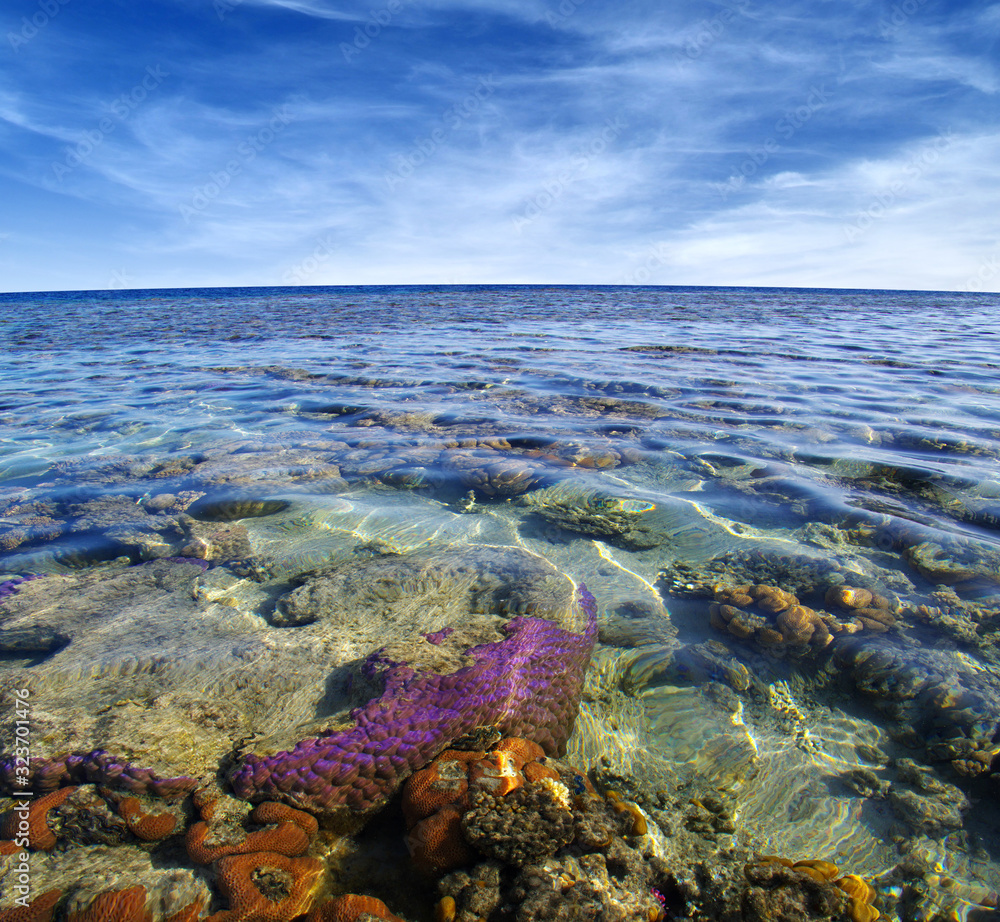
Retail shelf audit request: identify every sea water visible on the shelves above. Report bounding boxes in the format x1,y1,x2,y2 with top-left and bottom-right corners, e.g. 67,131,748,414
2,285,1000,918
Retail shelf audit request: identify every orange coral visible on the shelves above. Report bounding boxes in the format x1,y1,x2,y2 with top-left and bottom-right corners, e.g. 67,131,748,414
66,886,152,922
750,857,880,922
468,751,523,797
405,804,475,875
250,803,318,836
605,791,648,835
400,737,567,875
193,789,219,821
206,851,323,922
186,819,309,865
825,587,874,610
492,738,545,769
836,874,880,922
710,585,842,650
434,897,457,922
825,586,896,633
0,786,77,851
522,762,560,784
0,889,62,922
791,859,839,881
401,753,477,828
306,895,405,922
117,797,178,842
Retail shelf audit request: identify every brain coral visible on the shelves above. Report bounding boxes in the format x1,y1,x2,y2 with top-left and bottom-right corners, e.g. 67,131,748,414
228,586,598,824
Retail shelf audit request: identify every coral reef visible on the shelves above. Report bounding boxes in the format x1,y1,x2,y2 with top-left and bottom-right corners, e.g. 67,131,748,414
0,750,197,798
306,895,405,921
461,783,576,866
0,890,62,922
659,547,849,601
31,785,131,849
66,886,152,922
741,859,849,921
707,582,899,654
401,737,567,874
438,788,666,922
823,586,898,633
743,857,881,922
0,574,42,601
832,635,1000,780
709,584,843,652
207,852,324,922
0,787,77,850
440,450,543,498
185,796,315,865
418,742,667,921
250,802,319,836
886,759,969,838
229,586,598,824
115,797,179,842
521,482,662,549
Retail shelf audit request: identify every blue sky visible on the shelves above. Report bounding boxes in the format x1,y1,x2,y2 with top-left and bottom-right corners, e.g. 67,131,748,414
0,0,997,292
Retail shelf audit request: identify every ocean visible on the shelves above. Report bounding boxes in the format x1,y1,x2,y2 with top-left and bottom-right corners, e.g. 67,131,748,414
2,285,1000,920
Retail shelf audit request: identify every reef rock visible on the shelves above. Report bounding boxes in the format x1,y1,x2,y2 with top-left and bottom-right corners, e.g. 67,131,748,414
522,481,732,556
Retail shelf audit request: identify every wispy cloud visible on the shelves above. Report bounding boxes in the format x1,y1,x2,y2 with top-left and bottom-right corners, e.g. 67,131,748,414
0,0,997,291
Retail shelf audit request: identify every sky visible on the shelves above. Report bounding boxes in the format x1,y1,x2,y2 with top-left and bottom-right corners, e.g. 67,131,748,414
0,0,998,292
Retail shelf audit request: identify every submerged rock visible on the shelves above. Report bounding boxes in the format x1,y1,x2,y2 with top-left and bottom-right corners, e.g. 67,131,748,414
522,481,733,556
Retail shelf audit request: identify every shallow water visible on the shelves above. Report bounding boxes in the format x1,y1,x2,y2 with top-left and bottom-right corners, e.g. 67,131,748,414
3,285,1000,919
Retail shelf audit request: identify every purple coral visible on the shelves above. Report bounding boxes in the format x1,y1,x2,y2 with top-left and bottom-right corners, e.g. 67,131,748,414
0,749,198,798
0,573,42,601
421,626,455,645
229,585,599,820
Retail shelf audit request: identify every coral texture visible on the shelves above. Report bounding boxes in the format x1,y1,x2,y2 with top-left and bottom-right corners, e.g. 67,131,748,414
0,786,77,850
0,574,42,601
306,895,406,922
116,797,178,842
743,857,881,922
186,818,311,865
206,851,324,922
707,582,896,653
250,802,319,836
438,775,665,922
229,586,598,821
66,886,152,922
0,889,61,922
0,750,197,798
403,736,596,875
